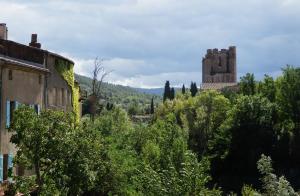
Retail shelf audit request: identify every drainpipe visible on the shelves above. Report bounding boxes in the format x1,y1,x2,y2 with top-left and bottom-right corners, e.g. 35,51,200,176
43,53,49,109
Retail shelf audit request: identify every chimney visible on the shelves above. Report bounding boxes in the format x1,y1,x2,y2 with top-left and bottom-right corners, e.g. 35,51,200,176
0,23,8,40
29,34,41,49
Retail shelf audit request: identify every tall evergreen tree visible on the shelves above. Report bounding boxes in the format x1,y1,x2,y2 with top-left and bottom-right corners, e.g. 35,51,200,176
150,98,154,114
182,84,186,94
170,88,175,100
190,82,198,97
163,81,171,102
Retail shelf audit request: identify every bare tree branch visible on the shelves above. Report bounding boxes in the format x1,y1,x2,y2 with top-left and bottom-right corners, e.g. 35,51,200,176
90,57,112,121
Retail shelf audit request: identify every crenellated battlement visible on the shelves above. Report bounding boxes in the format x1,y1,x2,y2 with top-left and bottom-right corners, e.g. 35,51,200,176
202,46,236,83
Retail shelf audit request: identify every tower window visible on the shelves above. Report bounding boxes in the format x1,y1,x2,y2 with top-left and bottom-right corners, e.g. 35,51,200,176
39,75,42,84
8,70,12,80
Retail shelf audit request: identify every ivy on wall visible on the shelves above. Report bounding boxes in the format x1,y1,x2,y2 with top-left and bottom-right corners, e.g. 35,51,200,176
54,59,80,122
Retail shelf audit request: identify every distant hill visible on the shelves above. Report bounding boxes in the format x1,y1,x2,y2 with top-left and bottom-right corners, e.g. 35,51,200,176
75,74,162,111
134,87,182,96
133,88,164,96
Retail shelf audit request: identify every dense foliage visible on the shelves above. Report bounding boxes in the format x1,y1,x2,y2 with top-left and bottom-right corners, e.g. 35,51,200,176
55,59,80,121
9,107,220,195
7,65,300,195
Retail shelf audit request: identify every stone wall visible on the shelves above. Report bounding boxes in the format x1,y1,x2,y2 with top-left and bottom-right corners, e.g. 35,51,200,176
45,54,73,112
202,46,236,83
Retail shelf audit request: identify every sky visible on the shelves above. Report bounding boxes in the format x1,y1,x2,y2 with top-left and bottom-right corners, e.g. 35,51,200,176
0,0,300,88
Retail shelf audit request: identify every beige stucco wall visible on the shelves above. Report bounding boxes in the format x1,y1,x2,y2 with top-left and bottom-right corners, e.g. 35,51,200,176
45,55,73,111
0,65,45,154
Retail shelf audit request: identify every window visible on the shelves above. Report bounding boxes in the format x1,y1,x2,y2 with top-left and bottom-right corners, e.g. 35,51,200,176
6,101,19,128
7,153,13,182
9,101,14,124
68,91,72,106
8,70,12,80
39,75,42,84
61,88,65,106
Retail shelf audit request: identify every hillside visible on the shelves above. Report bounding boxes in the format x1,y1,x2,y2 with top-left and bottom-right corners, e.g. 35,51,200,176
75,74,162,112
133,88,164,96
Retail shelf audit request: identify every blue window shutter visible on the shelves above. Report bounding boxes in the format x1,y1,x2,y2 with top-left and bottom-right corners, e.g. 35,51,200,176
15,101,19,110
0,154,3,182
37,104,41,115
8,153,13,169
6,100,10,128
8,153,13,182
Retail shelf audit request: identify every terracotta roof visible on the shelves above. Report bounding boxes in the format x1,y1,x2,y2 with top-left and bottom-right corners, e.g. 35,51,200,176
0,54,50,73
200,83,237,90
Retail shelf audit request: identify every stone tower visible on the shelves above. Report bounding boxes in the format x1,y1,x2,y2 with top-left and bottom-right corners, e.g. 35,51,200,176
202,46,236,83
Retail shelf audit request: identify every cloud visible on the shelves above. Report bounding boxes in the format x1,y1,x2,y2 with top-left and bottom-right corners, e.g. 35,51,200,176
107,71,202,88
0,0,300,87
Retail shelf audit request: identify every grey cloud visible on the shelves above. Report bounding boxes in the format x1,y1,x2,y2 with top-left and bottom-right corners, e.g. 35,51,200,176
1,0,300,87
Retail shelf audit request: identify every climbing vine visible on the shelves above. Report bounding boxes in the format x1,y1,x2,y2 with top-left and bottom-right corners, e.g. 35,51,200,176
55,59,80,122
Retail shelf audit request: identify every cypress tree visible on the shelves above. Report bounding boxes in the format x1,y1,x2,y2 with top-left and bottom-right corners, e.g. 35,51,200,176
190,82,194,96
190,82,198,97
150,98,154,114
182,84,186,94
194,82,198,96
170,88,175,100
163,81,171,102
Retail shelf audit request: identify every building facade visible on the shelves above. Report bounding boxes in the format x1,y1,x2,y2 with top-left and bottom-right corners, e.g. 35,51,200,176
0,23,80,180
201,46,237,90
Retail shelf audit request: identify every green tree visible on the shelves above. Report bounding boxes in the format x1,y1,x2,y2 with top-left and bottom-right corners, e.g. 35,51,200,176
188,90,231,155
170,87,175,100
240,73,256,95
128,100,139,116
275,65,300,171
182,84,186,94
9,107,107,195
258,74,276,102
155,90,230,156
150,97,155,114
9,107,76,194
190,82,198,97
212,95,277,192
163,81,171,102
257,154,298,196
131,114,221,195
